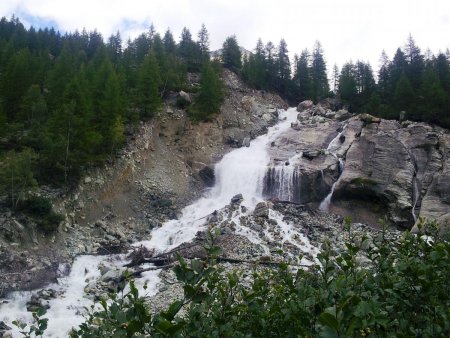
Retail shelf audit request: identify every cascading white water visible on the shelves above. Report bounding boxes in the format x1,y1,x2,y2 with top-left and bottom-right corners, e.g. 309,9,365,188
319,125,347,211
411,178,419,222
319,158,344,211
1,108,311,337
136,108,299,252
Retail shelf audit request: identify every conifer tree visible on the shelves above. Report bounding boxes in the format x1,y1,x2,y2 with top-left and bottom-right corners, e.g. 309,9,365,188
222,35,241,70
339,62,357,107
197,24,210,62
265,41,276,89
178,27,201,71
311,41,329,101
107,31,122,65
276,39,290,93
292,49,311,101
377,50,391,104
137,52,161,117
331,64,339,94
191,61,223,121
19,84,48,126
163,29,176,55
394,73,414,114
404,34,424,90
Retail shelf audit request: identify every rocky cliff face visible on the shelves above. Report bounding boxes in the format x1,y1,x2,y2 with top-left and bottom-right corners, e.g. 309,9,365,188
264,100,450,230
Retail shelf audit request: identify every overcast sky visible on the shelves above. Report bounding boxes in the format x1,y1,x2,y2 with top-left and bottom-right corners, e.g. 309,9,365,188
1,0,449,73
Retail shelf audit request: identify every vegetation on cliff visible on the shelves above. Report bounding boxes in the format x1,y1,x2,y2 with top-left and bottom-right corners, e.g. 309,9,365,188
0,17,222,204
1,16,449,204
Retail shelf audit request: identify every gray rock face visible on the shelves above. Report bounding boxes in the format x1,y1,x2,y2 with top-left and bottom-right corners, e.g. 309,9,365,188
334,123,415,226
297,100,314,112
413,133,450,232
265,102,450,229
253,202,269,218
198,166,215,187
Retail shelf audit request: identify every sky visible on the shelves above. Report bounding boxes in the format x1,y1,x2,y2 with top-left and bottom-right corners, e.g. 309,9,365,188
1,0,450,73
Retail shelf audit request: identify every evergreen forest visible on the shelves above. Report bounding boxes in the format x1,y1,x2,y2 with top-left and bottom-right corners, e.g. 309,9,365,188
0,16,449,200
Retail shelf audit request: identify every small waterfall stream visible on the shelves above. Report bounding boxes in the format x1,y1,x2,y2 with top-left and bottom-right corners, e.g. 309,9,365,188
319,125,348,211
411,178,420,222
0,108,318,337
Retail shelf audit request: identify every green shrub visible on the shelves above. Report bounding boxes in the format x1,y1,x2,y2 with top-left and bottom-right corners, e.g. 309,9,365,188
38,211,64,234
19,222,450,337
21,196,52,216
176,96,190,109
20,196,64,233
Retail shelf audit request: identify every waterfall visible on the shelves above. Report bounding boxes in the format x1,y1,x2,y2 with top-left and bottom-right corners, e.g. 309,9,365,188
1,108,311,337
411,178,420,222
137,108,299,252
319,158,344,211
318,124,348,211
264,164,301,202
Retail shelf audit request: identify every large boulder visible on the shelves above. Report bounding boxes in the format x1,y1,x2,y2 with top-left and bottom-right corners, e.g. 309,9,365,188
297,100,314,112
178,90,191,103
253,202,269,218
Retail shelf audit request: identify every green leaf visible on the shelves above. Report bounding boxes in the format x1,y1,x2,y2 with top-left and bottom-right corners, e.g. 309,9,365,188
191,259,204,273
354,301,371,318
126,320,143,335
319,312,339,332
115,310,127,324
161,300,183,321
155,318,174,334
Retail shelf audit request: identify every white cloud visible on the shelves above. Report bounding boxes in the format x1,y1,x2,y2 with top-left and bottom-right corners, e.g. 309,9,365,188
2,0,450,73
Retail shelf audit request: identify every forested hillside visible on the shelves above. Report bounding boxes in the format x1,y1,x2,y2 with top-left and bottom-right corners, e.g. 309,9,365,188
1,16,449,208
241,36,450,127
0,17,222,205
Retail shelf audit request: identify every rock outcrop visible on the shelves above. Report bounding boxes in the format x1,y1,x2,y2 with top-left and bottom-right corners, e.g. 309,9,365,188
265,101,450,229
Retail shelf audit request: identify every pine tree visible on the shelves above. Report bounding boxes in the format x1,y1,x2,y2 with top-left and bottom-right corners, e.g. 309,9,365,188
222,35,241,70
46,43,76,110
276,39,290,93
419,64,448,123
92,59,124,153
191,61,223,120
137,52,161,118
19,84,48,126
197,24,210,62
292,49,311,101
265,41,276,90
435,52,450,93
394,73,414,114
1,48,34,119
389,48,407,92
178,27,201,71
404,34,424,90
377,50,391,104
339,62,357,108
163,29,176,55
332,64,339,94
311,41,329,101
107,31,122,65
0,149,38,208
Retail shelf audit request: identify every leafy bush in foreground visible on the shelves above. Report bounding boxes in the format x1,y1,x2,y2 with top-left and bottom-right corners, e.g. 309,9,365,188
19,221,450,337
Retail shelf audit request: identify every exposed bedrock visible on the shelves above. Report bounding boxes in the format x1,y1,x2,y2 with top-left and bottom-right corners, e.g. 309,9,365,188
264,101,450,229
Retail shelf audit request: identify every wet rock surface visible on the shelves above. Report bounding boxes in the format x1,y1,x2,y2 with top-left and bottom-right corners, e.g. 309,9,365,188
265,101,450,230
